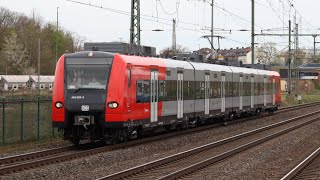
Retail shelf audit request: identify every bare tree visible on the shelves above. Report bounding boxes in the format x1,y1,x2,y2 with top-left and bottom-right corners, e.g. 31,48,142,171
256,42,282,65
159,45,190,58
72,34,86,52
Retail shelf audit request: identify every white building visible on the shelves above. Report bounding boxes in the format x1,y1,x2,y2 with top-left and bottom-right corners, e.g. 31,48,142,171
28,75,55,91
0,75,30,91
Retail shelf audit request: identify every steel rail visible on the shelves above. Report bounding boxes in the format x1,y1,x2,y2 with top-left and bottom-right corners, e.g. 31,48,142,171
159,116,320,179
100,110,320,180
281,147,320,180
0,102,318,175
0,146,75,166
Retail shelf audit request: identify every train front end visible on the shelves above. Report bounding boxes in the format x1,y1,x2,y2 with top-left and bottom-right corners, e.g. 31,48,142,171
52,51,113,144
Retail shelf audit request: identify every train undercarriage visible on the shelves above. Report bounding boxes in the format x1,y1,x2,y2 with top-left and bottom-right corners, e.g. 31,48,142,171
61,105,279,145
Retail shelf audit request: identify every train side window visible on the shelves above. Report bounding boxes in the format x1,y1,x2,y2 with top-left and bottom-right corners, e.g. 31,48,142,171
245,82,250,96
255,83,259,96
209,82,213,98
143,81,150,102
195,81,201,99
127,69,131,87
225,82,229,97
183,81,190,100
269,82,271,95
229,82,235,97
200,82,205,99
229,82,233,97
245,82,247,96
159,81,166,101
189,81,195,99
136,80,144,103
270,82,272,95
216,82,221,98
226,82,231,97
210,81,215,98
240,81,244,96
166,80,176,101
234,82,238,97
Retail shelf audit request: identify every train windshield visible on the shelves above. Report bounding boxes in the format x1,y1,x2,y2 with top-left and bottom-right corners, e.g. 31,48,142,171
66,64,111,90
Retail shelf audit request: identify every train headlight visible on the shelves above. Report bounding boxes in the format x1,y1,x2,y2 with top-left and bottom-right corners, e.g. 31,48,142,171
108,102,118,109
55,102,63,109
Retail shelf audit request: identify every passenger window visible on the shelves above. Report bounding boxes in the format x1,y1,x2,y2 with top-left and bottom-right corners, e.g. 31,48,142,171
201,82,205,99
166,80,177,101
183,81,190,100
255,83,259,96
195,82,200,99
136,81,144,103
216,82,221,98
189,81,195,99
159,81,166,101
127,69,131,87
209,82,213,98
136,80,150,103
234,82,238,97
143,81,150,102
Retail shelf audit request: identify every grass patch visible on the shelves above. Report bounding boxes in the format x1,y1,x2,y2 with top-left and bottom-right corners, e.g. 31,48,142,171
281,94,320,106
0,97,60,145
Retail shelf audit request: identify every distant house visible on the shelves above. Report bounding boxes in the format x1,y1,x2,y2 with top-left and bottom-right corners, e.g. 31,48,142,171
0,75,30,91
217,47,255,64
28,76,55,91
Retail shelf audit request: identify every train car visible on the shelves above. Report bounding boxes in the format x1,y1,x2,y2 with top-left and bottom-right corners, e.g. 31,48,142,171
52,51,281,144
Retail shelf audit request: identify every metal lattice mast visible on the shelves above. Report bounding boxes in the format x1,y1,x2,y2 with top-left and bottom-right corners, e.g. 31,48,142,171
296,23,300,96
251,0,255,64
130,0,141,45
172,18,176,52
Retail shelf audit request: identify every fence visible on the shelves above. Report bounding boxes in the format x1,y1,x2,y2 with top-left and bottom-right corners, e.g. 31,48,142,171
0,97,58,145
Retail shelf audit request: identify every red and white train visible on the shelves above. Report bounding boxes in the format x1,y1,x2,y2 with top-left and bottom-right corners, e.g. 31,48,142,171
52,51,281,144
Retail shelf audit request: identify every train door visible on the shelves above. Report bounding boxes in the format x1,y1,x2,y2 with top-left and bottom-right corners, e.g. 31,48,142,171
150,70,158,123
205,73,210,115
239,75,243,110
221,74,226,113
177,71,184,119
264,76,267,106
272,78,275,105
251,75,254,108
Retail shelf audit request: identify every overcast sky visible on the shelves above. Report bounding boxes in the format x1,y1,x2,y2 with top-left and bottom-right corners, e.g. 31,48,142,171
2,0,320,52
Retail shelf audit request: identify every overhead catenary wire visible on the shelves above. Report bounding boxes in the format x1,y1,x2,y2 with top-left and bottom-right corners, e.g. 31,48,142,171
65,0,207,33
65,0,317,50
157,0,179,15
66,0,205,28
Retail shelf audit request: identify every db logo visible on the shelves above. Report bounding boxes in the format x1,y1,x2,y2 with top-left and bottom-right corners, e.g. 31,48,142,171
81,105,89,111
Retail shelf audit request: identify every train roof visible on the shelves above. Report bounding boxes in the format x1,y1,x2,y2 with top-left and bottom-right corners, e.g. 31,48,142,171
189,61,232,73
113,53,279,76
65,51,114,58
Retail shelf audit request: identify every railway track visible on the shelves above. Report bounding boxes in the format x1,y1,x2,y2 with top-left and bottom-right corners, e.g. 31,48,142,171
99,110,320,180
0,102,318,176
281,147,320,180
277,102,320,113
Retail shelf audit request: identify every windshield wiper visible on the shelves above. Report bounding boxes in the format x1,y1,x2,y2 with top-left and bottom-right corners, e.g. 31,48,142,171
73,87,104,93
73,88,89,93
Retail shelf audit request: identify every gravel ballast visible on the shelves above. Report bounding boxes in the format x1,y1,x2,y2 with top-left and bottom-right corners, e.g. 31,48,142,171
0,139,72,158
1,105,320,179
184,119,320,179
